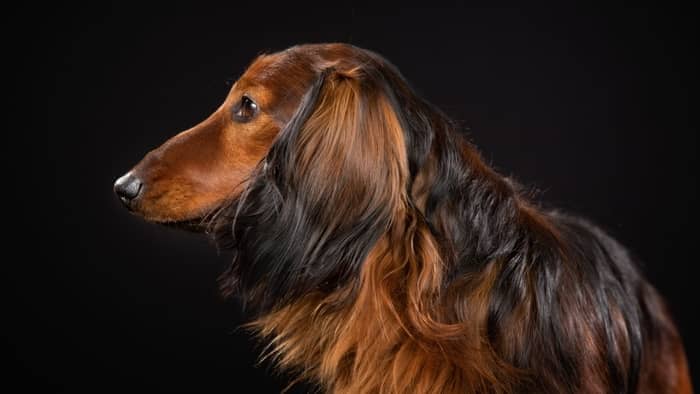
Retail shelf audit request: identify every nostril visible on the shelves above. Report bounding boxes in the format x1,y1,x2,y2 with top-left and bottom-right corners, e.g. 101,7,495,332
114,172,143,205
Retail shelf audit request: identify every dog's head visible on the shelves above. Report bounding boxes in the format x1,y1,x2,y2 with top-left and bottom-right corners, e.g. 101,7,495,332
115,43,468,311
115,46,315,223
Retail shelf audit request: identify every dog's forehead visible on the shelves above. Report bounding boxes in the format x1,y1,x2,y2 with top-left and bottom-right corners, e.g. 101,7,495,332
239,44,369,91
241,51,313,86
244,54,281,80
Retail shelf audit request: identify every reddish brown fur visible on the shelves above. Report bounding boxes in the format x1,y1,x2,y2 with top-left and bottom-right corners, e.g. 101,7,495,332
126,52,310,222
123,43,693,393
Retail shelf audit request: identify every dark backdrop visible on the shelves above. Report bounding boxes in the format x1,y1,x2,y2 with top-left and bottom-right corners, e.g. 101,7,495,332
17,4,697,392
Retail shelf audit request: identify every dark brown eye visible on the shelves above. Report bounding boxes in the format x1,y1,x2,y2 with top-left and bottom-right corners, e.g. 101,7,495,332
232,95,258,123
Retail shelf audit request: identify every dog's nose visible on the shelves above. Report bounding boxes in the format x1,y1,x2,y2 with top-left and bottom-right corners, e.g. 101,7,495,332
114,172,143,207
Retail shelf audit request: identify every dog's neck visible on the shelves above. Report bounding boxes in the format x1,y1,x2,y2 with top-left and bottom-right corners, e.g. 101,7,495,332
412,131,561,273
249,135,560,393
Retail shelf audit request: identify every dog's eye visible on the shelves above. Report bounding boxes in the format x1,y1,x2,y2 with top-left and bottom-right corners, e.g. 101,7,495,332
232,95,258,123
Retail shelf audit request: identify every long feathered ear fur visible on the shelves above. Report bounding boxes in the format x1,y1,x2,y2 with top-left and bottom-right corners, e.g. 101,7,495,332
214,66,414,314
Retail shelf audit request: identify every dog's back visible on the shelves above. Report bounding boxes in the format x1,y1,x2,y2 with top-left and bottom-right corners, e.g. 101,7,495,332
549,213,692,393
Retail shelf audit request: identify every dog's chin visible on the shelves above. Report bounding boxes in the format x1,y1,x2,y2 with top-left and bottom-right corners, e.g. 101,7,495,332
145,205,233,234
132,199,236,234
158,218,208,232
138,211,214,233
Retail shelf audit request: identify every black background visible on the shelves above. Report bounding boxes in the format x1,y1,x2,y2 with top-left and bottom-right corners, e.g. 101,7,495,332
15,4,697,392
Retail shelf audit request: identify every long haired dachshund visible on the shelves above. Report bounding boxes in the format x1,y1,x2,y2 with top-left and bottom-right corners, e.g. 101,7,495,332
114,43,691,393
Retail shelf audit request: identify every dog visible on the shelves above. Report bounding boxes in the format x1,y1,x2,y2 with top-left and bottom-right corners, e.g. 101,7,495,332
114,43,691,393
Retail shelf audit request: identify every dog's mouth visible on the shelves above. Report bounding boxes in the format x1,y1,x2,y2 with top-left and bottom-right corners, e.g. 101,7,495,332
118,189,241,236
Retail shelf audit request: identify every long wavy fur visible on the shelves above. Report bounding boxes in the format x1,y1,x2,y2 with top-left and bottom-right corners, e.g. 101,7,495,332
210,45,690,393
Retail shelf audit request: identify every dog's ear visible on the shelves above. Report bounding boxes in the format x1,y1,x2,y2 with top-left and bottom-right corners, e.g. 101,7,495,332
272,67,410,226
221,68,413,311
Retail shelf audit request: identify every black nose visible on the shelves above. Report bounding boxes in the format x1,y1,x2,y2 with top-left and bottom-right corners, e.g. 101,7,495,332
114,172,143,208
